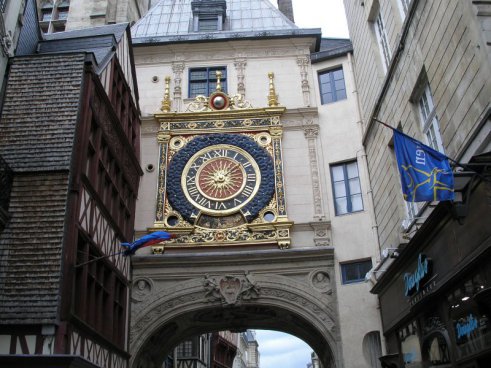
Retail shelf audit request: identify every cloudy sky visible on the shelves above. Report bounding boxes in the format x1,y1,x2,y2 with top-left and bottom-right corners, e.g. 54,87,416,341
255,3,349,368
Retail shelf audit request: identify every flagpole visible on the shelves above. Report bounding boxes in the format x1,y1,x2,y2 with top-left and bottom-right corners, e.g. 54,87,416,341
75,250,125,268
373,118,489,180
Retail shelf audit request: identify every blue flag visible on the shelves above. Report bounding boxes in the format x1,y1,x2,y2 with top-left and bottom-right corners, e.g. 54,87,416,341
393,130,454,202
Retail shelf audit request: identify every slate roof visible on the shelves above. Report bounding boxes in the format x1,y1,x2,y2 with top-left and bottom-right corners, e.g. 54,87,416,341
37,23,129,70
132,0,321,46
0,172,69,324
311,38,353,63
0,54,86,324
0,54,85,172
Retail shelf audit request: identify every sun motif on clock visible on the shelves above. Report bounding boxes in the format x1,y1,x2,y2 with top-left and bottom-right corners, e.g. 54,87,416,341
198,157,246,200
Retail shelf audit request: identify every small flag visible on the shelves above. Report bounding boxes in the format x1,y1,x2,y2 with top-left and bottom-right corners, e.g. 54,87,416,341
121,231,177,256
393,130,454,202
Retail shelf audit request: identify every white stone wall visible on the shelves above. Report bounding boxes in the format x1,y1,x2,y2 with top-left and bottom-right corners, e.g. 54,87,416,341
311,54,383,368
343,0,491,250
133,35,383,368
63,0,150,30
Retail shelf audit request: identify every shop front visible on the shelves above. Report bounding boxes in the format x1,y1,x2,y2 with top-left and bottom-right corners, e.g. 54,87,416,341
373,162,491,368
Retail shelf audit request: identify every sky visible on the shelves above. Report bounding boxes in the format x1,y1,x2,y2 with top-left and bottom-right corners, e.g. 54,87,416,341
254,5,348,368
274,0,350,38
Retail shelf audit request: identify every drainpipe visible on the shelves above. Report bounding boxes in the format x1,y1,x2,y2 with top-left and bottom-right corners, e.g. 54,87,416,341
348,51,382,261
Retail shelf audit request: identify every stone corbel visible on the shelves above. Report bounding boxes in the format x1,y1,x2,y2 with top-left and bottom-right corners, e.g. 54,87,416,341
309,220,331,246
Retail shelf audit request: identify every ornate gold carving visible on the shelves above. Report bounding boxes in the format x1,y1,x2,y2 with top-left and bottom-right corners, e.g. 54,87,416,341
215,71,223,92
267,72,279,107
169,136,186,150
255,132,272,147
160,76,172,113
157,130,171,144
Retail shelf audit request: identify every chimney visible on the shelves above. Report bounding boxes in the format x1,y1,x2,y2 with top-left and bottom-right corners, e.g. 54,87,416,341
277,0,294,23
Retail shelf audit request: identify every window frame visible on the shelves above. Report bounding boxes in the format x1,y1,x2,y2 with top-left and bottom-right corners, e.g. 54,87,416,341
188,66,227,98
374,11,391,71
397,0,411,20
318,66,347,105
418,83,444,153
330,160,364,216
340,259,373,284
198,17,219,32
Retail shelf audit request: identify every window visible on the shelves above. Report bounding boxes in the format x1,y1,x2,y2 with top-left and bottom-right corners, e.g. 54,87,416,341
318,67,347,104
39,0,69,34
189,67,227,98
331,161,363,215
397,0,411,20
374,12,391,71
419,83,444,152
341,259,373,284
177,340,194,358
199,17,218,32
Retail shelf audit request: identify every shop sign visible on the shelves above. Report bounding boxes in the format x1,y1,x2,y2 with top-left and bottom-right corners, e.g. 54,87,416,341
404,253,432,297
456,314,478,340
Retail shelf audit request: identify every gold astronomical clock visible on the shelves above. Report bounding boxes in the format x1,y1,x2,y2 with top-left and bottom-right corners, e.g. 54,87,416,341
151,75,292,250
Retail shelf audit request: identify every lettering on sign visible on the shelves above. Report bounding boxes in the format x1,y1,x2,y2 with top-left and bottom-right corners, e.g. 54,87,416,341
415,147,426,165
404,254,432,296
456,314,479,340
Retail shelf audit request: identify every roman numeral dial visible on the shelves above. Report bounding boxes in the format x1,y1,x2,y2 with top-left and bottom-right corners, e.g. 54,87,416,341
182,144,261,215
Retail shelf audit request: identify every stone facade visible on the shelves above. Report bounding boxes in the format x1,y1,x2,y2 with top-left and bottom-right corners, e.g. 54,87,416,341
36,0,151,32
131,2,383,367
343,0,491,251
343,0,491,366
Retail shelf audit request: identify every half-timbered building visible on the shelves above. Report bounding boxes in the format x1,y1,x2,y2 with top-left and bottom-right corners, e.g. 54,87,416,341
0,6,141,367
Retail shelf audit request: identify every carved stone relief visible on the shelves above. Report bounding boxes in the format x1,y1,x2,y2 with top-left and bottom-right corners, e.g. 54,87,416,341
297,56,312,107
203,272,260,305
234,58,247,96
172,62,185,112
303,121,325,220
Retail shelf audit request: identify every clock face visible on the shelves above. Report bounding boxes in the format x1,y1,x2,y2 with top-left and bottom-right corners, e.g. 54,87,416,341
166,133,275,225
182,145,261,215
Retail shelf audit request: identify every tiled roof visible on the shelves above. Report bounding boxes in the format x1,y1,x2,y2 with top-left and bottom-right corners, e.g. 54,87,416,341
311,38,353,62
132,0,321,45
0,54,85,172
0,172,69,324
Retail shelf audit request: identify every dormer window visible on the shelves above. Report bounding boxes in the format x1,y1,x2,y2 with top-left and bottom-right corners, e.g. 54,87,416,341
199,17,219,32
191,0,227,32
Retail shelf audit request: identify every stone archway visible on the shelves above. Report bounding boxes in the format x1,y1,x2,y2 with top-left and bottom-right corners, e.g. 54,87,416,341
129,247,342,368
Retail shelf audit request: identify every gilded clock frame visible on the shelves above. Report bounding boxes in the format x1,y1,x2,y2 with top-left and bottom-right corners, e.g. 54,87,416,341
151,97,292,250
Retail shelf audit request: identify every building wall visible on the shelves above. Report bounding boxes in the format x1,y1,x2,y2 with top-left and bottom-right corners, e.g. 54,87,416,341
343,0,491,250
311,53,383,368
0,0,26,102
37,0,150,32
133,34,382,367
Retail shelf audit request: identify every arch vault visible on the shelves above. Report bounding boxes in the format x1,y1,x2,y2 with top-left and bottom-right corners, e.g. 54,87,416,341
129,247,343,368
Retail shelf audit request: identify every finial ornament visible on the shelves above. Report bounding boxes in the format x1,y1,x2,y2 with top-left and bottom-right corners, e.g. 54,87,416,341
161,76,172,112
215,70,223,92
267,72,279,107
